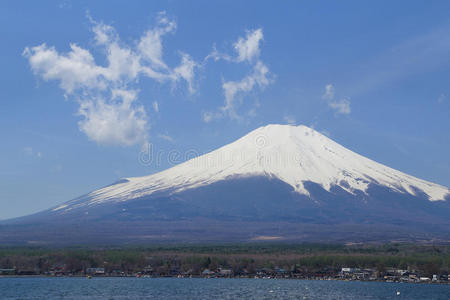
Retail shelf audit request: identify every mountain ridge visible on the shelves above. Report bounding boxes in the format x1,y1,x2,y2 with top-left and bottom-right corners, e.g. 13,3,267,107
1,124,449,244
52,124,449,214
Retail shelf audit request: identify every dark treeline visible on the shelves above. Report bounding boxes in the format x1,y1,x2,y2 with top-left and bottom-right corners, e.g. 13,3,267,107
0,243,449,278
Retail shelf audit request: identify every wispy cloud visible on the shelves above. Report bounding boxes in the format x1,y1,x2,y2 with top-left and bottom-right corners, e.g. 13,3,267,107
153,101,159,112
283,115,296,125
321,84,351,115
77,89,148,146
51,164,63,173
204,29,264,64
349,26,450,97
24,12,197,147
438,93,447,104
202,111,218,123
23,146,42,158
320,129,331,137
24,15,275,140
234,29,264,63
204,29,273,122
322,84,335,100
157,133,174,143
328,98,351,115
221,61,271,119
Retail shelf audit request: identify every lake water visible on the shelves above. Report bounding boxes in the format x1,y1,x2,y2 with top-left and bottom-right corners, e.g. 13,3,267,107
0,277,449,299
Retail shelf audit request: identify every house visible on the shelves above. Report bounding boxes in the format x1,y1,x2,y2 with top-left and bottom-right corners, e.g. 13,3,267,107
408,274,419,283
110,269,124,276
291,267,304,278
341,267,357,274
182,269,194,276
47,265,66,276
275,268,288,276
201,269,215,276
0,268,16,275
439,274,449,281
17,269,39,275
218,268,232,277
86,267,105,275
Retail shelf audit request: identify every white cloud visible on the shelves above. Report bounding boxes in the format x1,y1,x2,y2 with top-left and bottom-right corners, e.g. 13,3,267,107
51,164,63,173
322,84,335,100
137,12,176,71
153,101,159,112
58,0,71,9
329,98,351,115
23,43,106,94
204,44,233,62
23,146,33,155
24,13,197,146
157,133,174,143
106,43,141,82
234,29,263,63
221,61,270,119
23,146,42,158
321,84,351,115
202,111,224,123
438,93,447,103
348,27,450,96
203,28,272,122
173,53,197,94
320,130,331,137
206,28,264,64
283,115,296,125
77,91,148,146
202,112,212,123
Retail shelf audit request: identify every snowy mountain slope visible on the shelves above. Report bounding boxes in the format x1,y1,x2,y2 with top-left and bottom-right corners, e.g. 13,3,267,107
54,124,449,213
2,124,450,244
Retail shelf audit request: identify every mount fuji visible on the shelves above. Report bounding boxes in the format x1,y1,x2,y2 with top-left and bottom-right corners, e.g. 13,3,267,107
1,124,449,244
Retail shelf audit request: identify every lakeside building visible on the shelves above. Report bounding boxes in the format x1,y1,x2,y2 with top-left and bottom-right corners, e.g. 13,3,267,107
1,262,449,283
0,268,16,275
86,268,105,275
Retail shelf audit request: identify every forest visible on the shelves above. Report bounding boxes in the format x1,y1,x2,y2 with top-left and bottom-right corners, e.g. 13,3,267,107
1,243,449,279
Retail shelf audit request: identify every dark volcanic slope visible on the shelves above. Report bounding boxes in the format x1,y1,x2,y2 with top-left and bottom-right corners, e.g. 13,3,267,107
2,125,449,244
1,176,449,245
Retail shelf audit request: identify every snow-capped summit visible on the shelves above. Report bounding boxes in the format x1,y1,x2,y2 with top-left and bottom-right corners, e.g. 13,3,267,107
4,124,450,244
56,124,449,212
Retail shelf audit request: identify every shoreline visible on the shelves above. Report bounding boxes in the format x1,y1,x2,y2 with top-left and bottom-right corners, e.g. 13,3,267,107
1,275,449,285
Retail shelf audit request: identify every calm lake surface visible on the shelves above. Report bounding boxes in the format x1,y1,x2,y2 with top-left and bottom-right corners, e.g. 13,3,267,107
0,277,449,299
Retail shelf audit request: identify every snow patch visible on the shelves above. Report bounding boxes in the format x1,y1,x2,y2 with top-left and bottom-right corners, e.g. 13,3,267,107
61,124,450,211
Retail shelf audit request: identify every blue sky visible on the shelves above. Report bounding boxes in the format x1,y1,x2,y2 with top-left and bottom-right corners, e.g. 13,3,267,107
1,0,449,219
